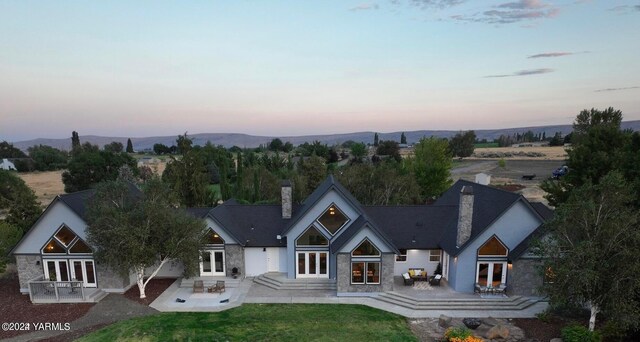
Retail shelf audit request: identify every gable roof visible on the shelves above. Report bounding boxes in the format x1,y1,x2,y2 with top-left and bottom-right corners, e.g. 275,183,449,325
435,179,544,256
282,175,366,235
57,182,143,219
330,213,400,255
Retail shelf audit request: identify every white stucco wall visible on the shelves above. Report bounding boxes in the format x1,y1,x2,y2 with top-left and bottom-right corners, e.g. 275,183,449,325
205,218,239,244
244,247,286,276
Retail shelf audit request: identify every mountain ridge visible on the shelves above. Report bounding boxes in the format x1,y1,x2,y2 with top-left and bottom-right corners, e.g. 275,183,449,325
11,120,640,152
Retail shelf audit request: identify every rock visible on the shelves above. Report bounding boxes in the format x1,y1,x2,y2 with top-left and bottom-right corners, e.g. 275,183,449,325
486,325,510,339
482,317,500,327
438,314,452,328
463,318,482,330
550,338,563,342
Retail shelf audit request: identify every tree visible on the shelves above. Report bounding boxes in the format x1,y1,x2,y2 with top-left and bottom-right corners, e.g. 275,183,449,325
62,149,138,193
298,155,327,192
376,140,401,161
86,179,206,298
548,132,563,146
153,143,171,155
400,132,407,144
0,170,41,233
27,145,68,171
536,172,640,331
350,143,367,162
337,161,420,205
103,141,124,153
268,138,284,152
410,137,453,201
0,222,22,273
448,131,476,159
373,133,379,147
0,141,27,158
162,134,210,206
126,139,134,153
71,131,81,152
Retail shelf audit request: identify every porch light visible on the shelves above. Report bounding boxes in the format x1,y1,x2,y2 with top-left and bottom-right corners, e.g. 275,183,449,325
213,234,219,238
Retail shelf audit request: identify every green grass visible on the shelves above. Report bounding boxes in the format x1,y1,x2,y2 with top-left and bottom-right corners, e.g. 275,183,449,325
474,142,499,148
77,304,416,342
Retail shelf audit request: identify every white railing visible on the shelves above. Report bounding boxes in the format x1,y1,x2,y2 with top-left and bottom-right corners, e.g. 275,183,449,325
28,276,85,303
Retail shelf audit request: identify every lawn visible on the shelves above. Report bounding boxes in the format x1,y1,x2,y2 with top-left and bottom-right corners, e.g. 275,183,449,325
77,304,416,342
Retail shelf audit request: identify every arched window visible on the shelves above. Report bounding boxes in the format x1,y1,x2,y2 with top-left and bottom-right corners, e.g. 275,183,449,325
296,226,328,246
478,236,508,256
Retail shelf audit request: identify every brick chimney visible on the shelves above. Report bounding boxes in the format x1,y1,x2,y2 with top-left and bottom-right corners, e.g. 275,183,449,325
281,180,292,219
456,186,474,248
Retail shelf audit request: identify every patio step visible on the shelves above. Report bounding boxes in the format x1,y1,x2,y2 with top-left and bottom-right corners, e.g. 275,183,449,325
86,289,108,302
375,292,539,311
180,277,243,288
253,273,337,291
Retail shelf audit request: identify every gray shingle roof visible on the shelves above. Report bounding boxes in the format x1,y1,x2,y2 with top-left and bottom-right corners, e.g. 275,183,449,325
208,203,291,247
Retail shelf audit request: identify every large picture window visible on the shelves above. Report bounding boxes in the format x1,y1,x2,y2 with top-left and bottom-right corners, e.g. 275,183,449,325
478,236,508,256
317,204,349,235
296,226,328,246
351,262,380,284
42,225,93,255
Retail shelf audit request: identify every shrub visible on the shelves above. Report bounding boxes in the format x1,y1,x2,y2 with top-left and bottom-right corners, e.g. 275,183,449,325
498,158,506,168
535,309,551,323
561,325,601,342
444,326,483,342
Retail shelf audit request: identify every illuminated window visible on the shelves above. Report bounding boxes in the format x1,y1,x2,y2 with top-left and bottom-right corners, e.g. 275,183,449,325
317,204,349,235
352,239,380,257
296,226,328,246
55,226,76,247
206,229,225,245
478,236,508,256
429,250,441,262
43,238,66,253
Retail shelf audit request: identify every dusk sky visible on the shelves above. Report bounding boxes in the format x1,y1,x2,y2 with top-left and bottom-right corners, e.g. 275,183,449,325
1,0,639,142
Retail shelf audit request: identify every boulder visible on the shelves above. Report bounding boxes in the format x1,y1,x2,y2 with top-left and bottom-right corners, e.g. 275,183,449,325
438,314,452,328
486,325,510,339
463,318,482,330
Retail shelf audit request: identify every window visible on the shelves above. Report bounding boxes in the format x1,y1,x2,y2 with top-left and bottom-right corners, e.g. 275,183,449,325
351,262,381,284
317,204,349,235
352,239,380,257
55,226,76,247
296,226,328,246
43,238,66,254
69,239,92,254
478,236,508,256
429,250,441,262
42,225,92,254
544,266,555,284
396,249,407,262
205,229,225,245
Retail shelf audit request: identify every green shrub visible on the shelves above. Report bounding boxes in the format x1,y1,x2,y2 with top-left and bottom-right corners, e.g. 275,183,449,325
561,325,601,342
599,321,626,342
444,326,472,340
535,309,551,323
498,158,506,168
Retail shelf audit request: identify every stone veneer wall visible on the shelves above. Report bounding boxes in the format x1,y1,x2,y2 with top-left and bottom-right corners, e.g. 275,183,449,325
225,244,245,277
16,255,43,291
96,263,132,292
337,253,394,293
507,258,543,296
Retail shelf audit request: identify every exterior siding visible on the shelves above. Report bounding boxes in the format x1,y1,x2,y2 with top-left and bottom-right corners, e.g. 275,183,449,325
393,249,441,276
244,247,286,276
450,200,542,293
96,263,134,293
508,257,544,296
336,253,394,294
225,244,245,277
15,255,42,293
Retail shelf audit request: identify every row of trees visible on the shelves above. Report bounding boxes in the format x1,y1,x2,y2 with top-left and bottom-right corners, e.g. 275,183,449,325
537,108,640,334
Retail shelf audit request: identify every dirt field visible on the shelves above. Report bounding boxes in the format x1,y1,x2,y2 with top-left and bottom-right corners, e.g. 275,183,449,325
472,145,568,160
18,170,65,205
452,159,564,204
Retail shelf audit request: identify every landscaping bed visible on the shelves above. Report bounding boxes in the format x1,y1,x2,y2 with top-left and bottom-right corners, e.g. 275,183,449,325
123,278,176,306
0,270,94,340
76,304,416,341
513,317,567,341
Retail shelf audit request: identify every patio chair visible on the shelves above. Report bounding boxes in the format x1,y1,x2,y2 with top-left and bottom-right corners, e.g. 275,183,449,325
474,283,487,294
429,274,442,286
215,280,226,293
193,280,204,293
402,272,414,286
494,283,507,295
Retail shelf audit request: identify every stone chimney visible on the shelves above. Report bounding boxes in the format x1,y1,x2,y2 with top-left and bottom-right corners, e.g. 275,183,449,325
456,186,474,248
281,180,292,219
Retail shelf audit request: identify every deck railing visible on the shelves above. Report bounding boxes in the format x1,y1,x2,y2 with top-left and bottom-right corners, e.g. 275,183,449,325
28,276,85,303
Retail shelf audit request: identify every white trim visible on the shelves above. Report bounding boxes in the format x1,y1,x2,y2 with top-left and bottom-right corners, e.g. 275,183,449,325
475,261,508,287
296,251,329,278
200,249,225,276
350,261,381,285
316,203,350,236
351,238,381,257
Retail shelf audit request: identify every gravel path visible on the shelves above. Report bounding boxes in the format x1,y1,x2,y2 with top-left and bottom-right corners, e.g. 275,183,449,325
4,294,158,342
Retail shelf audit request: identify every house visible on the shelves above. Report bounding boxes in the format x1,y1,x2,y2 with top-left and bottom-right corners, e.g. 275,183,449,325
11,175,551,301
1,158,17,171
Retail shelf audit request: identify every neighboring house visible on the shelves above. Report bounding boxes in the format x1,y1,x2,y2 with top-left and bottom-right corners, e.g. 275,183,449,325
1,158,17,170
11,175,551,301
136,157,160,167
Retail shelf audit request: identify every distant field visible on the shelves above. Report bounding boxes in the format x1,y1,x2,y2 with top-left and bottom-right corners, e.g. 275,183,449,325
18,171,65,205
472,145,568,160
474,142,499,148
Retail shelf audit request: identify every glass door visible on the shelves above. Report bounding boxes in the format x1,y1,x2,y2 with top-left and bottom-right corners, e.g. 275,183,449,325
44,260,70,282
71,260,97,287
476,262,507,287
296,252,328,278
200,250,225,276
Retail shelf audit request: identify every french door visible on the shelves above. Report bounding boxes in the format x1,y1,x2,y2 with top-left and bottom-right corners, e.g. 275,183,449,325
200,250,225,276
296,251,328,278
44,259,97,287
476,261,507,287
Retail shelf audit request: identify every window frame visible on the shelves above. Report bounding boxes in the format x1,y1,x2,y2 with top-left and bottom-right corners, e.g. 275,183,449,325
395,248,407,262
477,235,509,257
295,225,329,247
429,249,441,262
351,261,381,285
316,203,350,235
351,238,381,258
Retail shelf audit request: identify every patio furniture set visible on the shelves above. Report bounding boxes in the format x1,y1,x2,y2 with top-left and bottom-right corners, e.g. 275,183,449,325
192,280,226,294
401,268,442,286
474,283,507,295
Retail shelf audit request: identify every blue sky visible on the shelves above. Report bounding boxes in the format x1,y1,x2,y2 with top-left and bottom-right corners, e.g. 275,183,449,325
1,0,639,141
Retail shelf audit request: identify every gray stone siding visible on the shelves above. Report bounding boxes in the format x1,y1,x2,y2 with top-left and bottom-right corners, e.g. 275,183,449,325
225,244,245,277
16,255,43,291
96,263,132,292
337,253,394,293
508,258,543,296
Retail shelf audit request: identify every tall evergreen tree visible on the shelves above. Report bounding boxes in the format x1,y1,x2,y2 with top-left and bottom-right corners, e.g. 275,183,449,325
400,132,407,144
71,131,81,152
373,133,379,147
126,138,134,153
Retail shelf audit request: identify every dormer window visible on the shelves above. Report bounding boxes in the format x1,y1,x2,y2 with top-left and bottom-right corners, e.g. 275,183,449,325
317,204,349,235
